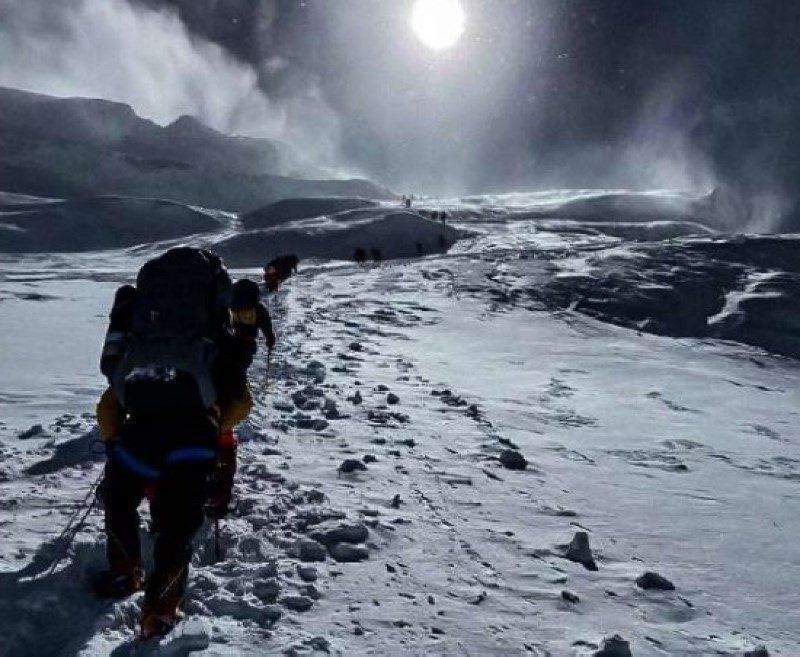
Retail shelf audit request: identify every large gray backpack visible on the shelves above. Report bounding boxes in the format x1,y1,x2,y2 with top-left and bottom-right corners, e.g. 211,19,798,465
111,247,231,414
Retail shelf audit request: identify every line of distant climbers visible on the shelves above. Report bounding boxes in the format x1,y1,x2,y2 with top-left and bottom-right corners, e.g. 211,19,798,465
260,239,451,280
352,234,448,265
400,195,449,224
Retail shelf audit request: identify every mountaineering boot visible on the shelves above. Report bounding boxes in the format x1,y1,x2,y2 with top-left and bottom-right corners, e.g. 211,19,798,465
140,559,187,638
92,565,144,599
140,592,184,639
140,609,183,640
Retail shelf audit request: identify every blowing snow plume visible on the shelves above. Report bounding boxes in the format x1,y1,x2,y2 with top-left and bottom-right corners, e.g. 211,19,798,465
0,0,343,173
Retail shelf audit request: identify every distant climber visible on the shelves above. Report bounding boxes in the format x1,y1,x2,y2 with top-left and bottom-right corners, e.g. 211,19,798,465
404,196,412,209
263,254,299,292
371,247,383,263
94,247,253,639
354,247,368,265
230,278,276,371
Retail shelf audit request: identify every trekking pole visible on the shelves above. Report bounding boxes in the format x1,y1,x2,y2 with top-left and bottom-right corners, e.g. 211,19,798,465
265,348,273,389
213,519,222,563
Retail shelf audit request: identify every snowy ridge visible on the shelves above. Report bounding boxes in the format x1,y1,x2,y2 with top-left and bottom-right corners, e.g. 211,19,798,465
0,196,227,253
213,210,464,267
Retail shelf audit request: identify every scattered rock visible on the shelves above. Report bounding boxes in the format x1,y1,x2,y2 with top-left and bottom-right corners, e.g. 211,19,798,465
300,584,321,600
469,591,488,605
561,590,580,604
308,637,330,653
297,566,318,582
282,595,315,612
323,398,341,419
260,605,283,623
309,522,369,547
387,393,400,405
295,415,329,431
349,390,363,405
594,635,632,657
273,399,295,413
18,424,45,440
238,536,267,561
636,571,675,591
291,390,319,411
305,489,326,504
295,539,327,563
499,450,527,471
164,617,212,652
440,392,468,407
338,459,367,475
497,437,520,450
329,543,369,563
253,579,281,604
390,494,402,509
306,360,327,383
363,454,378,464
376,384,390,392
744,647,769,657
565,531,598,571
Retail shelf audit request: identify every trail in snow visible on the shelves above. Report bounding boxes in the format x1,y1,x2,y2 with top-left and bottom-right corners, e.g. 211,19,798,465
1,250,797,656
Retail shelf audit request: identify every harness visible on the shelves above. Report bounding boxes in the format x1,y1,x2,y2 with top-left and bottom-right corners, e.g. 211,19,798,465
113,445,217,480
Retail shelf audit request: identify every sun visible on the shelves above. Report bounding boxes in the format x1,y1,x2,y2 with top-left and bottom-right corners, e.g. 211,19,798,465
411,0,466,51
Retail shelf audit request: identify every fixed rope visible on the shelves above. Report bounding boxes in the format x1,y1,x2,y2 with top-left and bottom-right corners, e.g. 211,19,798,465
40,469,105,578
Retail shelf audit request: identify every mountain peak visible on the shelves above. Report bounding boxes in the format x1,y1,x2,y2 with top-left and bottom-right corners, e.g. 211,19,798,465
165,114,222,139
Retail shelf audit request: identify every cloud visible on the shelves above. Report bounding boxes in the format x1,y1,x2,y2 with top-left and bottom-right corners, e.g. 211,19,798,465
0,0,342,170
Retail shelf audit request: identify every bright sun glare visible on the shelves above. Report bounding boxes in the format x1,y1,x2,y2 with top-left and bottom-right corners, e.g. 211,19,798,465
411,0,466,51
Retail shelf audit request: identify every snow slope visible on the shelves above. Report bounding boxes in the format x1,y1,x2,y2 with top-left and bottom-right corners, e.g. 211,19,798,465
213,210,464,266
0,191,797,657
0,196,227,252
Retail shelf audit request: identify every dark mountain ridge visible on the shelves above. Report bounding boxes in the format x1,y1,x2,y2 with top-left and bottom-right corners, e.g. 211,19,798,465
0,86,393,211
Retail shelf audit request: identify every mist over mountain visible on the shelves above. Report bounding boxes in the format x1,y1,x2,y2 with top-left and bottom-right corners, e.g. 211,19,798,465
1,0,799,229
0,86,390,210
127,0,800,231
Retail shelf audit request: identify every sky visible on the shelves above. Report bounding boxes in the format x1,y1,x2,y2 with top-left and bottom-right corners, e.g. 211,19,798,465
1,0,799,225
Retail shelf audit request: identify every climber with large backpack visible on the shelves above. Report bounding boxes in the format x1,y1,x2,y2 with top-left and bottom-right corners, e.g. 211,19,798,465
94,247,250,639
263,254,300,292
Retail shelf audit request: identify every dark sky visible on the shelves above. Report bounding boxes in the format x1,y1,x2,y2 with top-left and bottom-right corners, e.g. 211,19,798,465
133,1,800,213
2,0,800,225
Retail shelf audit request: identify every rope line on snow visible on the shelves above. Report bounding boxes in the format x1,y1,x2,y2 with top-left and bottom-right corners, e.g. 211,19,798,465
39,469,105,578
